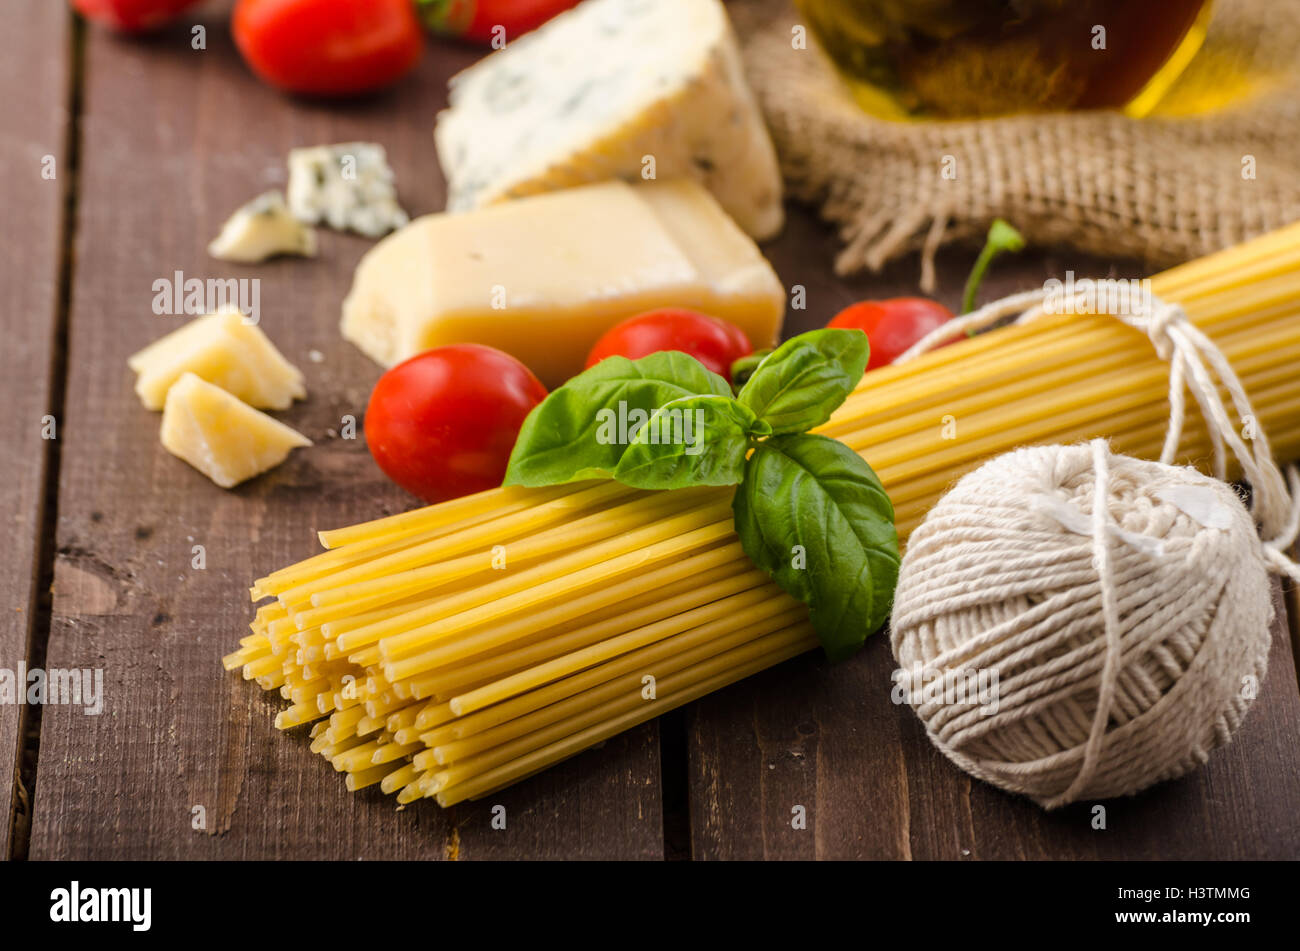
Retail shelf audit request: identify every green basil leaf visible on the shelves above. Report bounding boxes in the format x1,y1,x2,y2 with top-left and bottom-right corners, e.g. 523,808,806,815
733,433,899,661
613,395,769,490
730,348,774,390
736,328,869,434
504,352,732,487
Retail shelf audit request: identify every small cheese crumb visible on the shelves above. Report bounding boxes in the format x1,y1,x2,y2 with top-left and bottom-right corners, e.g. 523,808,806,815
208,191,317,263
287,142,409,238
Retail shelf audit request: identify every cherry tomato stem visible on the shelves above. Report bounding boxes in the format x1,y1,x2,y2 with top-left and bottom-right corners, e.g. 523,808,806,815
415,0,582,45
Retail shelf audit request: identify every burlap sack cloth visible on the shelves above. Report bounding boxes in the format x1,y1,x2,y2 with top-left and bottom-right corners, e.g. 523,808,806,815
731,0,1300,290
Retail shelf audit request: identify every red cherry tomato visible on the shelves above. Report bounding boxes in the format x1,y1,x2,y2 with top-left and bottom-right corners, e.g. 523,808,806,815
233,0,423,96
72,0,203,31
415,0,581,45
365,345,547,503
827,298,956,371
585,309,754,379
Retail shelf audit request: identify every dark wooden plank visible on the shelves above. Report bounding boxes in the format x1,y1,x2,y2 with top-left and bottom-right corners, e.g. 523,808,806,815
690,577,1300,860
0,0,72,859
30,8,661,860
689,213,1300,859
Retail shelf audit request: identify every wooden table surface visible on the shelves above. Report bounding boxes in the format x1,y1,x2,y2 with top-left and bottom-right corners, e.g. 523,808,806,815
4,0,1299,861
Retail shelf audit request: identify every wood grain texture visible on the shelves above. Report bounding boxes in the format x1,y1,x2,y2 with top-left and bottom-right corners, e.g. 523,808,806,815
0,0,71,859
689,222,1300,858
29,10,662,860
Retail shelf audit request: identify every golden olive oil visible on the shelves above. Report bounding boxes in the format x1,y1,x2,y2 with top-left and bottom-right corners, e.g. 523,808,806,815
794,0,1212,119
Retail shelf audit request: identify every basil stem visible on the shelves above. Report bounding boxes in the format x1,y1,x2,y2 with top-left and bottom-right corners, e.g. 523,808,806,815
730,348,774,389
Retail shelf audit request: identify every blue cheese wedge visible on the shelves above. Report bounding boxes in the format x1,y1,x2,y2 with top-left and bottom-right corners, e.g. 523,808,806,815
434,0,784,241
287,142,409,238
208,191,317,263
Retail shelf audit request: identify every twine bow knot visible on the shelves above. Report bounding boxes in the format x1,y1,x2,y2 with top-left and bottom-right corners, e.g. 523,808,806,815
896,280,1300,579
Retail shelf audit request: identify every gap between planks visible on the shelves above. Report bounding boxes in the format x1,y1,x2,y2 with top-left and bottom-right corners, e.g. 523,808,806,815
7,12,84,863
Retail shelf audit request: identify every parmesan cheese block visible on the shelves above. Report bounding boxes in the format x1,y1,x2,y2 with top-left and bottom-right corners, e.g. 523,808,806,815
340,180,785,386
129,310,306,411
160,374,310,489
434,0,784,241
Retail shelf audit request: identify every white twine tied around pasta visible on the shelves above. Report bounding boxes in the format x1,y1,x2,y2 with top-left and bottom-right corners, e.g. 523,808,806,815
895,283,1300,580
888,281,1300,808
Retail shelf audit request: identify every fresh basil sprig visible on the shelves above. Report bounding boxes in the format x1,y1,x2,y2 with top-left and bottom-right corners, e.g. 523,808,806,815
503,328,900,660
504,351,731,486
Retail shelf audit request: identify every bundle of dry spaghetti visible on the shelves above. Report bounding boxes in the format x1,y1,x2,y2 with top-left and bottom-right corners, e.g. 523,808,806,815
225,222,1300,807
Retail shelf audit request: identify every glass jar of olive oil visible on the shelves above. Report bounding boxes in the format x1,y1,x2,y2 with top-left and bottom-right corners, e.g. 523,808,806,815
795,0,1212,119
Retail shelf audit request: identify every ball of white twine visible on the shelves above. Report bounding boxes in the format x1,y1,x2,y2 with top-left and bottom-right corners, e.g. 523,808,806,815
889,282,1300,808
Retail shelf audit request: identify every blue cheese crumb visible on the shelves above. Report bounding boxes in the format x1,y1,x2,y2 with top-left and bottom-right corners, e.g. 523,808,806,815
208,191,317,264
287,142,410,238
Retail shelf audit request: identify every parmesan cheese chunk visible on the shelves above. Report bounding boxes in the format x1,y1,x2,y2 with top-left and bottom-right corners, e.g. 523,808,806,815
207,191,317,263
340,180,785,386
160,374,311,489
435,0,784,241
129,310,306,411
